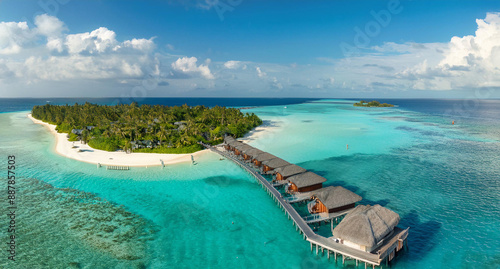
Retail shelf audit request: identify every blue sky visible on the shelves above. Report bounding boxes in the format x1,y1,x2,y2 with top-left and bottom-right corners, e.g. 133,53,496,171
0,0,499,98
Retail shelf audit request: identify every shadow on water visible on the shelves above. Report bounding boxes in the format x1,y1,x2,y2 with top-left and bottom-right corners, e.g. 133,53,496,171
202,175,259,189
359,197,391,207
395,126,445,137
399,210,442,262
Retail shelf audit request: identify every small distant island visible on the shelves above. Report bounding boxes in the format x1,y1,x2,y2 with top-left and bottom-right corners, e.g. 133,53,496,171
353,100,394,107
31,103,262,153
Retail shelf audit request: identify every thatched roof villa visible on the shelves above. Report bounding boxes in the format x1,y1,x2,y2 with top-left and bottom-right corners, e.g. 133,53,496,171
332,204,400,253
253,152,277,166
286,171,326,193
308,186,362,214
274,164,307,181
234,144,253,156
262,158,290,173
223,136,236,150
227,140,243,151
242,148,264,160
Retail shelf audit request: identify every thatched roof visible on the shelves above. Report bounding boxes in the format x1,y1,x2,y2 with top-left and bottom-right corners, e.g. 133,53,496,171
234,144,253,152
310,186,362,209
287,172,326,188
275,164,307,178
243,148,264,156
262,158,290,169
254,152,277,162
228,141,242,147
332,205,400,249
224,136,235,144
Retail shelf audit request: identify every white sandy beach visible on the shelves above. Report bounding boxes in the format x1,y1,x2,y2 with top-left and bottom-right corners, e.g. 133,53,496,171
28,113,210,167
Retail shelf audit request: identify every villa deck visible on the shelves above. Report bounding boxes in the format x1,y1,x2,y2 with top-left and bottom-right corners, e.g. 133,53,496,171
303,208,352,224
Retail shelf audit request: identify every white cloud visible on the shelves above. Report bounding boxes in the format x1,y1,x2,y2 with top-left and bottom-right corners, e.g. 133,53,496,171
0,14,158,87
271,77,283,89
171,56,214,79
46,38,64,53
0,21,31,55
395,12,500,90
65,27,118,54
34,14,66,38
256,66,266,77
224,60,241,69
122,38,155,51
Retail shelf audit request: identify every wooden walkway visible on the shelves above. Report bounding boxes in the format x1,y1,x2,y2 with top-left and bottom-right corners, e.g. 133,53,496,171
106,165,130,170
201,143,408,267
303,209,352,224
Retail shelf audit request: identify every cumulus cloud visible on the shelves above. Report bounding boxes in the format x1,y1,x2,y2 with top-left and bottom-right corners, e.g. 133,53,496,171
171,56,214,79
65,27,118,54
0,21,31,55
0,14,158,87
396,12,500,90
256,66,266,77
223,60,241,69
35,14,66,38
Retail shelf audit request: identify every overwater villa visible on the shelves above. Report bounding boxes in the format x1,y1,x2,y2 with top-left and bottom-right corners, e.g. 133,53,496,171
242,147,264,160
262,157,290,173
234,144,253,156
227,140,243,151
252,152,277,166
274,164,307,181
286,172,326,193
332,205,400,253
308,186,362,214
201,142,409,267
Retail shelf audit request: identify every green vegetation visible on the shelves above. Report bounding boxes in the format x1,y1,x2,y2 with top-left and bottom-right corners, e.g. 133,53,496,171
353,100,394,107
32,102,262,153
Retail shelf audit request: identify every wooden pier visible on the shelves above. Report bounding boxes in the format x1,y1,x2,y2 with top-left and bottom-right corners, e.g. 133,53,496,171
201,143,408,268
106,165,130,170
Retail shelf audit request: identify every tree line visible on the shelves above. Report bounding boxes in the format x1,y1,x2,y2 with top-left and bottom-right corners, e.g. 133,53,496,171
32,102,262,153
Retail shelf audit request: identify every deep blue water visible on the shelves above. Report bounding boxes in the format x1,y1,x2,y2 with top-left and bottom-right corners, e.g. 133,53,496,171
0,97,319,113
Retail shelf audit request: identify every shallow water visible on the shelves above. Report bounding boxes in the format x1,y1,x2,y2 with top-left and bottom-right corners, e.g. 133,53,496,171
0,99,499,268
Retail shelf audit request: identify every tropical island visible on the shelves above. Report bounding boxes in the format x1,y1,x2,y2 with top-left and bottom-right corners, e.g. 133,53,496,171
31,102,262,154
353,100,394,107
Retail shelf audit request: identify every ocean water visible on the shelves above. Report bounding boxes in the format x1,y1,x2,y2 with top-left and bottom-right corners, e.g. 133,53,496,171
0,99,499,268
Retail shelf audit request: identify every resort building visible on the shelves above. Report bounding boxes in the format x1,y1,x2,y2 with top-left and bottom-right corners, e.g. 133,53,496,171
308,186,362,214
242,148,264,160
252,152,277,166
234,144,253,156
224,136,235,150
286,172,326,193
332,204,400,253
262,158,290,173
274,164,307,181
227,140,243,151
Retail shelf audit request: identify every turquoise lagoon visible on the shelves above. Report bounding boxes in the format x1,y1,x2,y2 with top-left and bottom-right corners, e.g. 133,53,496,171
0,100,499,268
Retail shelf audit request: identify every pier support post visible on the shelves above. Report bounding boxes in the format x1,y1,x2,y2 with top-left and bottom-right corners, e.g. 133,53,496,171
342,255,345,265
356,259,358,266
334,252,337,261
316,244,318,255
327,250,330,259
310,243,313,252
